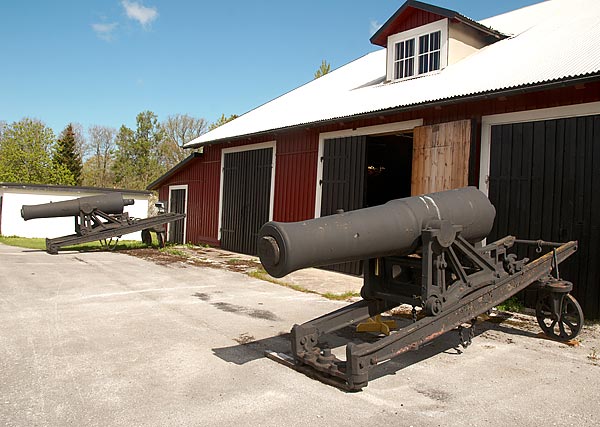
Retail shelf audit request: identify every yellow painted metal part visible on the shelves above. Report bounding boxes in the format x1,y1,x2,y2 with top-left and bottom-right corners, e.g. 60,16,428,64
356,314,397,336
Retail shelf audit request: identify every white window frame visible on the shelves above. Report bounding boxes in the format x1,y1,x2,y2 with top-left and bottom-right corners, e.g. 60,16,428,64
168,184,188,243
315,119,423,218
218,141,276,241
386,19,448,82
479,101,600,196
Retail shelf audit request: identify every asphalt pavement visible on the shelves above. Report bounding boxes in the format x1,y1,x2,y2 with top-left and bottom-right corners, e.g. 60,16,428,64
1,242,599,426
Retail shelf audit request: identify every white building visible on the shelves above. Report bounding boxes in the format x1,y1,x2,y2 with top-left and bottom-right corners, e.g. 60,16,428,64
0,183,151,241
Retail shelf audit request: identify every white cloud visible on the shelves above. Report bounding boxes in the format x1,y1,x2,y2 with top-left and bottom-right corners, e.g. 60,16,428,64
369,19,382,36
92,22,118,41
121,1,158,28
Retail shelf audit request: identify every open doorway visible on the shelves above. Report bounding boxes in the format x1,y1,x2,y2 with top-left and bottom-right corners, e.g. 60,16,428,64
168,185,187,244
365,133,413,207
320,131,413,275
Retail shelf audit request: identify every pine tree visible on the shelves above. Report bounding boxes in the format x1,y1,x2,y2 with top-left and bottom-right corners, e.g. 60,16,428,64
208,113,238,131
314,60,331,79
54,123,83,185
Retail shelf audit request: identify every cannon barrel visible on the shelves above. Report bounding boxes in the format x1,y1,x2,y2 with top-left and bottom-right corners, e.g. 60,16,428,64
258,187,496,278
21,193,134,221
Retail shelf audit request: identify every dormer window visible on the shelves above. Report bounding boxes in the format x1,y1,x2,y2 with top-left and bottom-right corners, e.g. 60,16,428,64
418,31,441,73
386,20,448,82
393,39,415,79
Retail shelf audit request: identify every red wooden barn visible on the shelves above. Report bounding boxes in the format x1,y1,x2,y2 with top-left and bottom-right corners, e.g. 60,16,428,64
148,0,600,317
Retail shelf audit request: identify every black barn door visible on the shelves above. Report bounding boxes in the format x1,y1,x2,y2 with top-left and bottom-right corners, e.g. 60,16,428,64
221,147,273,255
320,136,367,275
168,188,186,244
488,115,600,318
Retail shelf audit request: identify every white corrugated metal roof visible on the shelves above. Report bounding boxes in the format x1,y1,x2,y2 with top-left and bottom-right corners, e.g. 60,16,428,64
186,0,600,147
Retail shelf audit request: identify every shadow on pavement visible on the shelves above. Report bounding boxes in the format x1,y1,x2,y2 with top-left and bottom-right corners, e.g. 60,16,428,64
212,312,545,388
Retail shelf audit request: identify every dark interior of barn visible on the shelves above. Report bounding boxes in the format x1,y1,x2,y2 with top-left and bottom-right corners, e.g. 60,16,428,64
365,133,413,207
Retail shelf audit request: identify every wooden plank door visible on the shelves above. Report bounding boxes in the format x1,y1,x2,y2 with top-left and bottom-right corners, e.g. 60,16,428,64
320,136,367,275
221,147,273,255
168,188,186,244
488,115,600,318
411,120,471,195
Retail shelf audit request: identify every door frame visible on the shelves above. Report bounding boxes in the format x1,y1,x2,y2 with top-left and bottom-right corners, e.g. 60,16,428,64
218,141,276,241
315,119,423,218
168,184,188,243
479,101,600,196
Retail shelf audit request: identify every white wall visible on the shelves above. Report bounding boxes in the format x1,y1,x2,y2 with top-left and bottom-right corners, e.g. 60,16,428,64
448,21,489,66
1,191,149,241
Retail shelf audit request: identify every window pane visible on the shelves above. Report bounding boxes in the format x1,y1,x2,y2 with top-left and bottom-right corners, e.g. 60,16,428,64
420,54,430,74
406,39,414,57
406,58,414,77
431,31,441,50
395,42,403,60
430,51,440,70
419,34,429,54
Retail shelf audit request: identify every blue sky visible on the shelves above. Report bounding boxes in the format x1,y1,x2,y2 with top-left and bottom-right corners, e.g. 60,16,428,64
0,0,542,136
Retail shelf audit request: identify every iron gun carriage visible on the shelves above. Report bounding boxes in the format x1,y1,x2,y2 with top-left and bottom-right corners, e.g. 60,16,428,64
21,193,185,254
258,187,582,390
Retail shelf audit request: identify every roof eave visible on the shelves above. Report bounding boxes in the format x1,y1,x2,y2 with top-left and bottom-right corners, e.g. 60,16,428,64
146,151,202,190
370,0,506,47
186,73,600,149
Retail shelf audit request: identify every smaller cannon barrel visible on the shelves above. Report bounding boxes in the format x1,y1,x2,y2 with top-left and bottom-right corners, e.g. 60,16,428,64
21,193,134,221
258,187,496,278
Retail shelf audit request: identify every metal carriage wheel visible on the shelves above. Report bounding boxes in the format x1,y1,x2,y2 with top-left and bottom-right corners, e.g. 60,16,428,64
141,229,152,246
536,293,584,341
100,237,120,251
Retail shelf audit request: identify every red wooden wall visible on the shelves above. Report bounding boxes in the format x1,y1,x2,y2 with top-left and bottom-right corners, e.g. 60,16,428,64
157,147,221,246
371,9,445,47
156,81,600,246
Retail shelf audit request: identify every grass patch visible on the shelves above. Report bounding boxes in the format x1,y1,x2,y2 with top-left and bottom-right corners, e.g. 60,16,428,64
496,296,525,313
160,247,189,257
0,234,150,253
248,269,301,287
0,235,47,250
322,291,360,301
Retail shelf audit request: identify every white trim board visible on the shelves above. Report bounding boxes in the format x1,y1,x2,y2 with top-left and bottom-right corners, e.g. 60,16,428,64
168,184,188,243
479,101,600,196
218,141,276,241
386,19,449,82
314,119,423,218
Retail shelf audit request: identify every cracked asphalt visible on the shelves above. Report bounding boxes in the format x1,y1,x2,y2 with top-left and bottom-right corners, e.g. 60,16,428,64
1,242,599,426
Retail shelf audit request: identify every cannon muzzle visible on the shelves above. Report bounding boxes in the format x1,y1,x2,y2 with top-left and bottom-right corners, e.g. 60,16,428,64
258,187,495,278
21,193,134,221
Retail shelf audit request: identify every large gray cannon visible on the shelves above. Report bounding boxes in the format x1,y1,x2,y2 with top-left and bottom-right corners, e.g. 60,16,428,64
21,193,185,254
259,187,495,278
21,193,134,221
258,187,582,390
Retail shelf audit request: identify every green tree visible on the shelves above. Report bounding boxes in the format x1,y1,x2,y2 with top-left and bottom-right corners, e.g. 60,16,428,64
208,113,239,131
82,125,116,187
0,118,74,185
160,114,208,167
54,123,83,185
314,59,331,79
112,111,165,190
